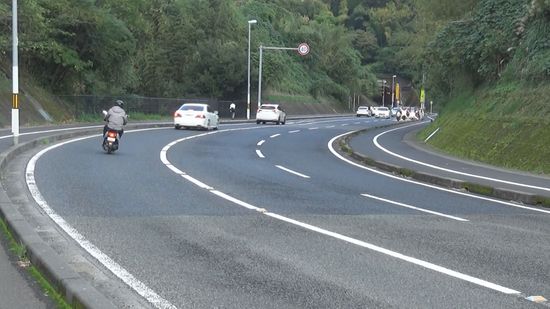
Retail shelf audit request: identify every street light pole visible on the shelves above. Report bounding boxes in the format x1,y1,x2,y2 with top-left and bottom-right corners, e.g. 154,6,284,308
246,19,257,120
12,0,19,137
391,75,396,109
382,80,386,107
257,45,263,108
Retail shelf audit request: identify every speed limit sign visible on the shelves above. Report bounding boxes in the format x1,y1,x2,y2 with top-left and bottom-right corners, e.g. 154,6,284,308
297,43,310,56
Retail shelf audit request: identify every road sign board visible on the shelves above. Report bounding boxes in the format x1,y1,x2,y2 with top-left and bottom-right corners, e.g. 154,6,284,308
297,43,309,56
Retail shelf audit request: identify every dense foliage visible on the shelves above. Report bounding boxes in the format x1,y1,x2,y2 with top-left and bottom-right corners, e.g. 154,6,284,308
0,0,548,105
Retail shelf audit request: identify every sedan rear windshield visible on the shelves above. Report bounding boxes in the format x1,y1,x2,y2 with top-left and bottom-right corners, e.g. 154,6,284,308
179,105,204,111
260,105,276,110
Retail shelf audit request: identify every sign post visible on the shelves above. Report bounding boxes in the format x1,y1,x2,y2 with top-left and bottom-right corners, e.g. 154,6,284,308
258,43,309,107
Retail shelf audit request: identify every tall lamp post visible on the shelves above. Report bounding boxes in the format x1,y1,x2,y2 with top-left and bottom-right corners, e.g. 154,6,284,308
382,80,386,107
391,75,396,108
246,19,257,120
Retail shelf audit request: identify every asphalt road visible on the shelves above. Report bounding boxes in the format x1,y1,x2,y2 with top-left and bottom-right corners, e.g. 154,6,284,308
4,117,550,308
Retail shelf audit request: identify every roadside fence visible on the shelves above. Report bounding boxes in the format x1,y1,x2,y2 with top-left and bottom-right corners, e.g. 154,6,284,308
57,95,251,119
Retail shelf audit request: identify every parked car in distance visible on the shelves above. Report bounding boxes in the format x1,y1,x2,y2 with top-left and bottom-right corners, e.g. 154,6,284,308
373,106,391,119
174,103,219,130
256,104,287,125
356,106,372,117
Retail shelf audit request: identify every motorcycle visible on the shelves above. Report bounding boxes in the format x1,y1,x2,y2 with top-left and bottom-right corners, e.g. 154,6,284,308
102,129,120,154
102,110,120,154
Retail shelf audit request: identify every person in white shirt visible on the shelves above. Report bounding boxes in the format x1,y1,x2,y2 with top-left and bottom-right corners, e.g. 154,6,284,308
229,102,236,119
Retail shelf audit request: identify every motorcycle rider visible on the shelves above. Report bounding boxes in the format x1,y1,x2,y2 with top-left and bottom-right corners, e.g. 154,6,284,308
103,99,128,138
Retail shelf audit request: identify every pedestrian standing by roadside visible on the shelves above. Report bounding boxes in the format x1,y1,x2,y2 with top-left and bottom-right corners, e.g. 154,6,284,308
229,102,236,119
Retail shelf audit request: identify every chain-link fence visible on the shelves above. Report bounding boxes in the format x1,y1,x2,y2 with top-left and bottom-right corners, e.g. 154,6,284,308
57,95,252,119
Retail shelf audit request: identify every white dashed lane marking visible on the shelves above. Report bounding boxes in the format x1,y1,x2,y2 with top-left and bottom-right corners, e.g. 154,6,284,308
275,165,311,179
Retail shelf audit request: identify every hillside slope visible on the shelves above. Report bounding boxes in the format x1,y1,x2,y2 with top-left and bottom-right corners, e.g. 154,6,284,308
419,82,550,175
418,0,550,175
0,68,72,127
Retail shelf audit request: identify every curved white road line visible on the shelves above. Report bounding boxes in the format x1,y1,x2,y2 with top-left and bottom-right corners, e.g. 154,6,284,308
373,122,550,192
361,193,468,222
256,149,265,158
160,128,522,297
26,128,177,309
0,125,104,139
328,131,550,215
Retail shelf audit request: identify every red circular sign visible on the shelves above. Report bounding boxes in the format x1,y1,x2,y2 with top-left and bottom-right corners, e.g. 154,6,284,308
297,43,310,56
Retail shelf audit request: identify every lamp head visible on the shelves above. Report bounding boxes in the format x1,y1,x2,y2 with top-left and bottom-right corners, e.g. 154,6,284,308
248,20,257,24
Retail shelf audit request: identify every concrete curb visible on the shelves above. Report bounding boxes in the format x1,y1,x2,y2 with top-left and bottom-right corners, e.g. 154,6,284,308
337,127,550,208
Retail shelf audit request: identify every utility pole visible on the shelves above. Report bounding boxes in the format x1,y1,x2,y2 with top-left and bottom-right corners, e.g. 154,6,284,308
12,0,19,137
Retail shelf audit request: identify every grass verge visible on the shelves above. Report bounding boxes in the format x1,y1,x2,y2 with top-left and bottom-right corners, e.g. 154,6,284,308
0,218,70,309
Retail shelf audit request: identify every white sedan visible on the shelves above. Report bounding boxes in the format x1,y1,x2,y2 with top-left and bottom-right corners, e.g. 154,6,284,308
256,104,286,125
174,103,219,130
372,106,391,119
356,106,372,117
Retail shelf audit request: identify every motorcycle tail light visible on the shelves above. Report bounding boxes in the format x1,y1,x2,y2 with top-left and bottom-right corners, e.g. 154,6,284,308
107,131,117,138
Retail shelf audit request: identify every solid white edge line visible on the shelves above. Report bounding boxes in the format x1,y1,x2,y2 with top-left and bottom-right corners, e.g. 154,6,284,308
374,123,550,192
329,131,550,215
264,212,520,295
160,126,522,297
27,130,178,309
361,193,469,222
275,165,311,179
256,149,265,158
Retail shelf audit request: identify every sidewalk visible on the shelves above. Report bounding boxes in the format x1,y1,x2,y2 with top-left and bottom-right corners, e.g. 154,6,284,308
343,121,550,206
0,225,55,309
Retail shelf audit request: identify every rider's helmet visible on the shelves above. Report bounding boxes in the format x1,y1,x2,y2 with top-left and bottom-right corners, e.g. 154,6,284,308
115,99,124,108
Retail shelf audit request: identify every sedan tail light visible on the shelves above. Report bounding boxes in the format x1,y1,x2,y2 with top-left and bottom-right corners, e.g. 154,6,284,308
174,111,181,117
195,114,206,119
